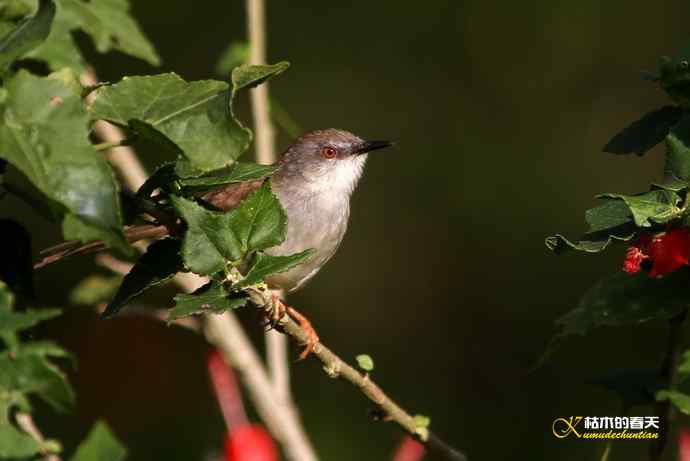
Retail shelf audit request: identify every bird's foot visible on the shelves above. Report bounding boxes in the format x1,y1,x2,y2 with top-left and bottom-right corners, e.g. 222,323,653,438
286,305,320,360
263,292,287,330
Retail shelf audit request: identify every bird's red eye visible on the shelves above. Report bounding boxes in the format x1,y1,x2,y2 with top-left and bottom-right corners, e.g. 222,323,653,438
321,146,337,159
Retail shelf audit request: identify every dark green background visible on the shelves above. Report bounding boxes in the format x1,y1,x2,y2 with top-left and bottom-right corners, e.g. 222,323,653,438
5,1,690,460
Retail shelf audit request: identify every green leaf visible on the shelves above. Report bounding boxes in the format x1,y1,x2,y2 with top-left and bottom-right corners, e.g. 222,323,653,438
171,181,288,275
70,421,126,461
657,389,690,415
59,0,159,66
603,106,684,156
0,350,74,412
0,402,41,458
414,414,431,428
232,62,290,91
215,41,248,76
556,269,690,337
102,238,183,318
169,280,247,320
180,162,279,190
91,64,288,175
236,250,315,288
0,307,61,338
0,0,55,71
27,10,85,72
652,177,690,192
666,113,690,180
90,74,241,174
355,354,375,372
0,219,33,298
69,274,123,306
0,71,128,252
546,199,637,254
598,190,682,228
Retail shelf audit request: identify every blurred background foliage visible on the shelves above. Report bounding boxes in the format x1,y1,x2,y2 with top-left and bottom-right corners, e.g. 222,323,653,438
5,0,690,459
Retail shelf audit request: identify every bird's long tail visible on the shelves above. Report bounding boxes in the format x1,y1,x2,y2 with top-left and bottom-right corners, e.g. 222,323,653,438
34,224,169,269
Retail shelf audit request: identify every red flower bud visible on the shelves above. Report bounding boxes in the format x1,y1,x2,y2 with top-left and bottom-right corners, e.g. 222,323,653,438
224,425,278,461
679,426,690,461
392,435,426,461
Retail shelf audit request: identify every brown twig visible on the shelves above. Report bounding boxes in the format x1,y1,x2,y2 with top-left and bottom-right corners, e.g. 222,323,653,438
246,289,468,461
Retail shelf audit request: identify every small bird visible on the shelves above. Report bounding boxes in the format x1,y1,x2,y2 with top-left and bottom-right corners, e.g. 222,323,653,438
37,129,392,355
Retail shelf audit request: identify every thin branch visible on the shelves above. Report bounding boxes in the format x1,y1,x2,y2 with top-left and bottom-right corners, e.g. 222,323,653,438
15,413,60,461
246,289,467,461
246,0,296,424
650,308,688,461
81,69,148,193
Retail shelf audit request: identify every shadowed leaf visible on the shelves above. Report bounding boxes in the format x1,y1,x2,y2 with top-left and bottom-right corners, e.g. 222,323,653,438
0,71,128,252
556,269,690,337
103,239,183,318
0,219,33,297
604,106,683,156
0,0,54,71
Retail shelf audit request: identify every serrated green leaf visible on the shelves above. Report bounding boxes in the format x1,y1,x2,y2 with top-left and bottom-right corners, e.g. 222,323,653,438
355,354,374,372
103,238,183,318
0,0,55,70
0,350,74,412
603,106,683,156
215,41,248,76
90,74,242,174
172,181,288,275
70,421,126,461
585,200,634,233
0,219,33,297
0,307,61,338
169,280,247,320
180,162,278,190
27,10,85,72
236,250,315,288
0,71,128,252
598,190,682,227
69,274,122,306
91,64,288,175
59,0,159,65
652,177,690,192
0,403,41,458
170,196,241,275
657,389,690,415
545,229,636,254
556,269,690,337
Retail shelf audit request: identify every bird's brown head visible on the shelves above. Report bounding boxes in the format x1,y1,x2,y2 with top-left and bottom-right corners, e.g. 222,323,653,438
276,128,392,194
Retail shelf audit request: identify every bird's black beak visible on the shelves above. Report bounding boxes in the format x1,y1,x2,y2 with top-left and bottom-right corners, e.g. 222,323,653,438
356,140,393,155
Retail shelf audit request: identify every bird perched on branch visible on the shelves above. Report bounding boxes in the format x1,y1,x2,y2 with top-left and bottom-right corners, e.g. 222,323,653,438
36,129,392,357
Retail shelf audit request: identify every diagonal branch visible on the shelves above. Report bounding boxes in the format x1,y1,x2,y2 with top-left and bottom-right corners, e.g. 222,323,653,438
245,288,468,461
